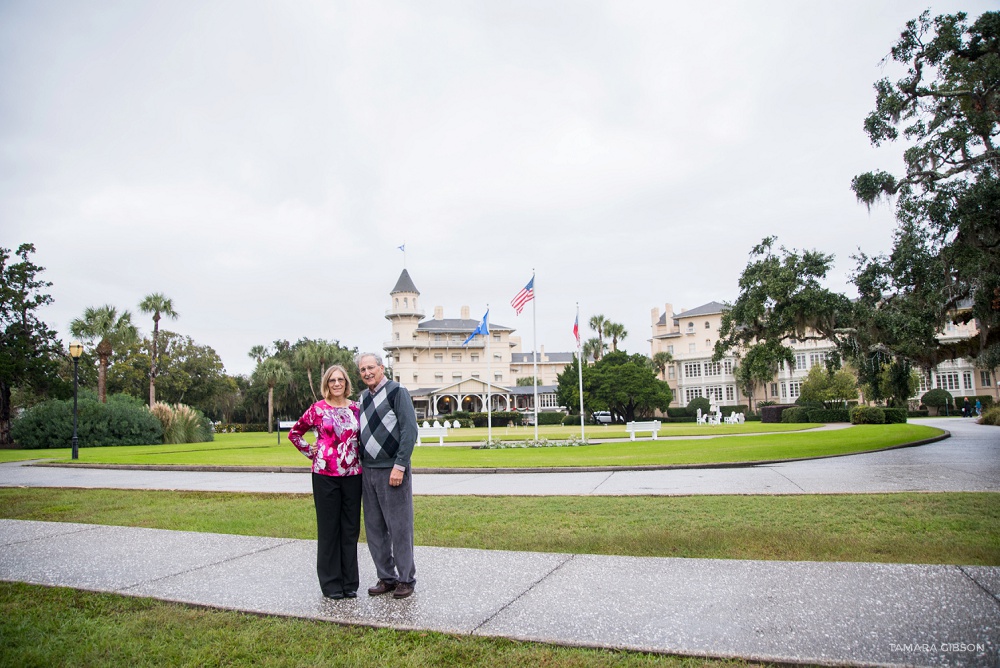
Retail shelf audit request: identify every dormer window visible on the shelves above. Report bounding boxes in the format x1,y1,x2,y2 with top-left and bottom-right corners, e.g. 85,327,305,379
705,321,710,329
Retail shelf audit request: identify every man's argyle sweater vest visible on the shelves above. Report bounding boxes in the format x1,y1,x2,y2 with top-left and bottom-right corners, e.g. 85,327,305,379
359,380,415,469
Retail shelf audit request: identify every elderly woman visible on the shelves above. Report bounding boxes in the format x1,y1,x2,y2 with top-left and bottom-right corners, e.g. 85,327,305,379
287,364,362,599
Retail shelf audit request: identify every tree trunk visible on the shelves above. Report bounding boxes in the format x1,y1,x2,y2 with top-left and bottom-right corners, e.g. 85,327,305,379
98,356,108,403
306,367,317,402
149,315,160,407
267,386,274,433
0,381,11,446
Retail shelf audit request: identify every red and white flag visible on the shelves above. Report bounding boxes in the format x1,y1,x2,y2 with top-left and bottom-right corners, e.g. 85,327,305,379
511,276,534,315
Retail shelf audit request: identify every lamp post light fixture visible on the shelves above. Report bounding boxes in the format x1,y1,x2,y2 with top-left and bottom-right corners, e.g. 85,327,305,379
69,341,84,460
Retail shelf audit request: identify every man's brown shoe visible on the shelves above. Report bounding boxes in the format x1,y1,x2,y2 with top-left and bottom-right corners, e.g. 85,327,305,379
367,579,397,596
392,582,414,599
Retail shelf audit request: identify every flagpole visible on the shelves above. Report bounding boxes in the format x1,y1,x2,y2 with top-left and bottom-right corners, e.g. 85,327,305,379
486,306,492,443
577,302,585,442
531,270,538,440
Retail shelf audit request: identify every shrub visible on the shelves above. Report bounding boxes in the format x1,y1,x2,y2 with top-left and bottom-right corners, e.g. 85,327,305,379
151,403,213,444
720,405,749,417
469,411,522,427
920,389,953,415
666,407,689,418
907,410,929,418
806,409,851,423
562,414,589,426
11,392,163,449
536,412,567,426
780,407,811,423
882,408,908,424
687,397,711,415
760,404,796,423
850,406,886,424
979,406,1000,426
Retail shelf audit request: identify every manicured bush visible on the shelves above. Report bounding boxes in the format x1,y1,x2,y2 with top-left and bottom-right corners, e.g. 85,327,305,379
806,409,851,423
720,405,749,417
882,408,908,424
687,396,711,415
979,406,1000,426
469,411,522,427
11,392,163,449
921,389,953,415
850,406,886,424
536,412,567,426
907,410,929,418
780,407,811,423
666,407,689,418
760,404,796,423
663,416,698,423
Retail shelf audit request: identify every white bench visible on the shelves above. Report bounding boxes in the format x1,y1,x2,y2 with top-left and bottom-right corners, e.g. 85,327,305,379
417,421,449,445
626,420,661,440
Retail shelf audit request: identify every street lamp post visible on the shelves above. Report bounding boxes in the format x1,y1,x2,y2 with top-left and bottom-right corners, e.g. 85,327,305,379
69,341,84,460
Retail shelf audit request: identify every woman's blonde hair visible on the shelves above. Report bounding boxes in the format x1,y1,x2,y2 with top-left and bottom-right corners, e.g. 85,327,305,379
321,364,353,401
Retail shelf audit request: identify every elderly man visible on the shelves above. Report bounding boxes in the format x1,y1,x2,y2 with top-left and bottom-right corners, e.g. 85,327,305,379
356,352,418,598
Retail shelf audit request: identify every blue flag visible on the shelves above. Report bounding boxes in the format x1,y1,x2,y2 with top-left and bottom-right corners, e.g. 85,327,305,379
463,310,489,346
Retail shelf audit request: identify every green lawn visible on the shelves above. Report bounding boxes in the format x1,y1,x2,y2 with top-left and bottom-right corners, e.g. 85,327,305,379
2,487,995,565
0,423,943,468
0,582,762,668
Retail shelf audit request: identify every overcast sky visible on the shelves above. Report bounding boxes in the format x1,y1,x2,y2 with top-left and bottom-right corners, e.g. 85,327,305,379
3,1,994,377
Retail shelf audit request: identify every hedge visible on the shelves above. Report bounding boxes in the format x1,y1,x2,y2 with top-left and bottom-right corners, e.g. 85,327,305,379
780,407,812,423
806,409,851,423
11,393,163,449
536,412,567,425
469,411,522,427
760,404,797,423
882,408,908,424
850,406,885,424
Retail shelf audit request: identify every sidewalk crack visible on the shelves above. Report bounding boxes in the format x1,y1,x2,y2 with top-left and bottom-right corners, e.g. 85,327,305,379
588,472,616,494
957,565,1000,609
471,554,575,633
117,539,298,593
760,466,806,492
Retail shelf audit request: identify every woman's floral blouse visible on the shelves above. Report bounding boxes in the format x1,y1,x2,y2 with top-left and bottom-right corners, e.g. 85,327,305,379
287,401,361,476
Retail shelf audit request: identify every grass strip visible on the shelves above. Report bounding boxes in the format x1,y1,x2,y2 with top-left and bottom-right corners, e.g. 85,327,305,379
0,582,764,668
0,424,942,468
2,488,996,565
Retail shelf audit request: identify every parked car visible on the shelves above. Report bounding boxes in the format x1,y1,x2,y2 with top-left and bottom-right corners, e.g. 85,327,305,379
593,411,613,424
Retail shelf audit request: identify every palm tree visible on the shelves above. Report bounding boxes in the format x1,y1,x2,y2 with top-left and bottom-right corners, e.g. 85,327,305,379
138,293,178,406
70,305,139,403
604,322,628,352
652,351,674,381
253,358,291,432
248,345,271,365
582,337,606,364
294,342,323,401
588,314,607,360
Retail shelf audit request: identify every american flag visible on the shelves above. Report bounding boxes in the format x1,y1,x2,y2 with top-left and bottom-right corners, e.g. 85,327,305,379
511,276,534,315
573,313,580,344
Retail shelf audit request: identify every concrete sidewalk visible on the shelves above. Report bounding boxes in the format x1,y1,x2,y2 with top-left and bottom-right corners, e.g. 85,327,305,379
2,417,999,666
2,519,998,667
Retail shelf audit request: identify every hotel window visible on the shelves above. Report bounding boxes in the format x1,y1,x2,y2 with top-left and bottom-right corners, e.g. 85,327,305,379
412,373,418,381
687,322,694,333
917,373,930,393
394,298,399,309
689,343,696,353
705,321,711,329
771,383,778,397
540,394,559,408
706,386,723,402
780,382,787,398
493,334,501,341
472,373,479,379
937,372,960,390
684,387,703,402
725,386,735,401
435,333,442,341
963,371,972,389
403,298,408,308
982,371,993,387
723,360,732,375
704,362,721,377
494,354,502,361
494,373,502,382
452,373,462,380
705,339,711,349
788,381,801,399
809,352,827,368
668,366,676,380
434,373,443,382
795,353,806,371
667,345,674,354
452,353,461,362
434,353,443,362
471,353,479,362
684,362,701,378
